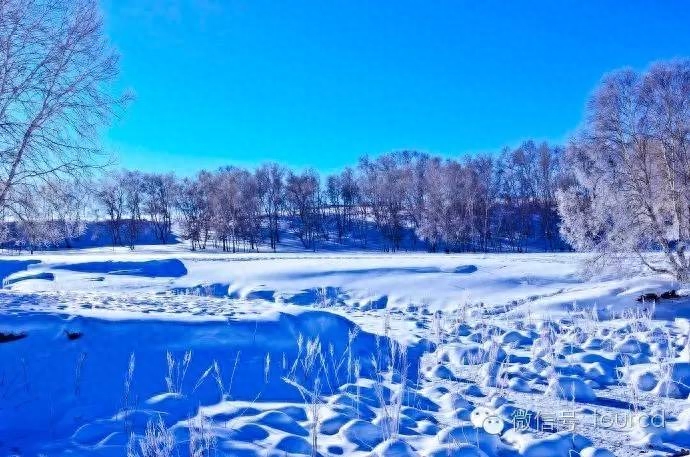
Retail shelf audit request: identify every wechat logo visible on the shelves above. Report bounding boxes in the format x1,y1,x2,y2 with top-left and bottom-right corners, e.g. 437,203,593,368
471,406,504,435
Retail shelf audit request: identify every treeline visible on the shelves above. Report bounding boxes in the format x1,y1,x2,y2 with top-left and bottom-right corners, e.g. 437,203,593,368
1,141,572,253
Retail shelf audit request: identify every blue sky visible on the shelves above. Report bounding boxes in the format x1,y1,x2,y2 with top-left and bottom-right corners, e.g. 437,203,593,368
100,1,690,174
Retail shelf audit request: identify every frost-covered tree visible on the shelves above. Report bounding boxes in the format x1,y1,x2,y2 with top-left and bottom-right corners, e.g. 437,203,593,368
557,60,690,280
14,187,63,253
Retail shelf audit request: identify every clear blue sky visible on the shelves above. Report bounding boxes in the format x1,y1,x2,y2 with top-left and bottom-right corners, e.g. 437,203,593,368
100,0,690,175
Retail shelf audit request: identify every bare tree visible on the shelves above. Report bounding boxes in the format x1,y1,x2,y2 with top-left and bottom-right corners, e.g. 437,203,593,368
256,163,285,252
122,170,144,249
237,169,262,251
85,147,569,254
469,155,497,252
357,153,410,251
0,0,127,218
143,173,178,244
326,170,359,244
207,167,261,252
286,169,322,250
326,174,344,243
208,168,237,252
403,153,430,246
500,142,538,251
176,172,212,251
534,143,564,250
96,172,125,247
416,157,444,251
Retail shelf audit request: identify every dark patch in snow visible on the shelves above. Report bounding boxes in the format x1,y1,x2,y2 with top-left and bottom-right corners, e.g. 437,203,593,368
64,330,83,341
0,331,27,343
283,287,345,306
0,259,41,284
360,295,388,310
55,259,187,278
637,289,681,302
285,266,457,280
3,272,54,285
245,289,275,301
453,265,478,274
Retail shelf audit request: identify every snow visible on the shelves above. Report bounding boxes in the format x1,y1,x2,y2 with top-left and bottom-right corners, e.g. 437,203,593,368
1,247,690,456
546,376,597,402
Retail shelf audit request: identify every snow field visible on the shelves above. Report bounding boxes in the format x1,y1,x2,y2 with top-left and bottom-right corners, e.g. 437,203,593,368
1,251,690,456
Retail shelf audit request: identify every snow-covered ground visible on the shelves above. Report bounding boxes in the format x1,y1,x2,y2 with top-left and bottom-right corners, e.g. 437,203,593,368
1,247,689,456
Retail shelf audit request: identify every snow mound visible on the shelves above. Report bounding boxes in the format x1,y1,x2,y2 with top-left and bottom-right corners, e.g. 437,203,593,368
546,376,597,402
